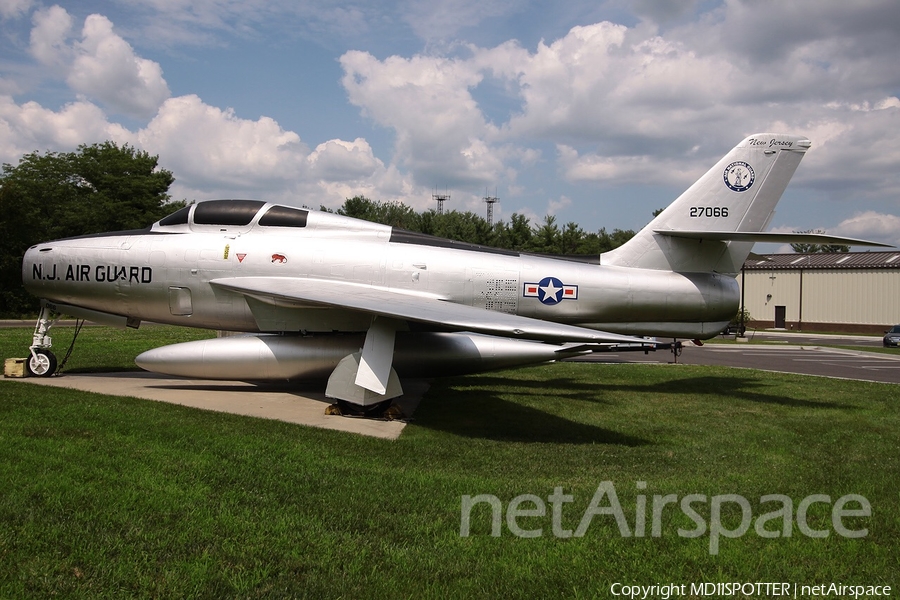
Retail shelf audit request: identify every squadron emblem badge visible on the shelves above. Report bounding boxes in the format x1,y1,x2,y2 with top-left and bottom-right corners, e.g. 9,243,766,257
724,161,755,192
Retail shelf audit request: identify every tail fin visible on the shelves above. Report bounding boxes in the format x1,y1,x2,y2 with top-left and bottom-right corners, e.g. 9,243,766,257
602,133,811,273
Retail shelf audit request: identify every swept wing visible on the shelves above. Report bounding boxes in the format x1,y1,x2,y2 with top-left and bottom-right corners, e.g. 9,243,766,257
210,276,645,344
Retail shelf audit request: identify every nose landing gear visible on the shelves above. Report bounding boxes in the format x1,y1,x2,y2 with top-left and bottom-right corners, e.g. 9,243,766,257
27,302,60,377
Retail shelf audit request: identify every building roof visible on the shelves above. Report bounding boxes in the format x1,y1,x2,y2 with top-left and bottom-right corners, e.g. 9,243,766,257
743,251,900,270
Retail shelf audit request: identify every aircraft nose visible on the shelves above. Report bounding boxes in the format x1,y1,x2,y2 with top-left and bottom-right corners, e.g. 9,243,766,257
22,245,41,291
22,242,61,295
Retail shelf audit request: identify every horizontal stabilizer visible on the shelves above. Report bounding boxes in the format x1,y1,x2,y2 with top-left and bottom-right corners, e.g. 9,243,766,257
653,230,893,248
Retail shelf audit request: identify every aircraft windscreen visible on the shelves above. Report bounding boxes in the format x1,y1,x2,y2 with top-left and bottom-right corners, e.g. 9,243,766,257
193,200,266,226
157,205,191,226
258,205,309,228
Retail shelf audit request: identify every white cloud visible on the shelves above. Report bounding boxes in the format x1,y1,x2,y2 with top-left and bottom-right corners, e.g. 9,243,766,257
557,144,667,185
0,0,31,19
0,88,418,211
340,50,504,188
556,138,717,188
128,95,419,210
337,2,900,209
135,95,307,191
762,212,900,250
312,163,423,211
68,14,170,118
29,7,170,118
790,102,900,197
308,138,383,182
833,211,900,246
678,0,900,70
29,5,72,70
0,96,130,164
547,195,571,215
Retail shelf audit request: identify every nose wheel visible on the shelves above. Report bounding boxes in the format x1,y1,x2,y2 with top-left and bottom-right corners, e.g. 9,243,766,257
26,348,58,377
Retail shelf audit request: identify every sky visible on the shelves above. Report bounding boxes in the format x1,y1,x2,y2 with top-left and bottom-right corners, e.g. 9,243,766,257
1,0,899,250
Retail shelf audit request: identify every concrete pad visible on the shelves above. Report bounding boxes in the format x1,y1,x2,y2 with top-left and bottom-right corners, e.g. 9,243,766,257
7,371,427,440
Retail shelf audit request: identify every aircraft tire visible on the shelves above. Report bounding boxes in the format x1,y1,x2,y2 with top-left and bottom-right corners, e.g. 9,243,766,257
26,349,57,377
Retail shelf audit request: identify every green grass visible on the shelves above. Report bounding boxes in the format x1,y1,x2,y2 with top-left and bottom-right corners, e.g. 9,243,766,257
1,326,899,598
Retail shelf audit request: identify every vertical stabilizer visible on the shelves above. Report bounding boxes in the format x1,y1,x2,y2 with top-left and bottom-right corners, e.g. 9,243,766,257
602,133,811,273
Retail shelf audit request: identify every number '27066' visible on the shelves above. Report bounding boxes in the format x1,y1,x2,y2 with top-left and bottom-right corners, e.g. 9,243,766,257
689,206,729,218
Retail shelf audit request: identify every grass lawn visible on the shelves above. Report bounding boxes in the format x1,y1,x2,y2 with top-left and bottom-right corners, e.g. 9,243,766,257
1,326,898,598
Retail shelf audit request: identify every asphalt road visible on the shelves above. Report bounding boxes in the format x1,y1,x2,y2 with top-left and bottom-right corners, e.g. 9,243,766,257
742,330,887,348
570,333,900,385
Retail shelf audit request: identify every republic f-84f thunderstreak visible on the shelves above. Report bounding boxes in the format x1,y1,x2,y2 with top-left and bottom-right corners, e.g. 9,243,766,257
21,133,889,409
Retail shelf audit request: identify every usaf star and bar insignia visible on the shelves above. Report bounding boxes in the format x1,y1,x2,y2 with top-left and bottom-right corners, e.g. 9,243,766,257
523,277,578,306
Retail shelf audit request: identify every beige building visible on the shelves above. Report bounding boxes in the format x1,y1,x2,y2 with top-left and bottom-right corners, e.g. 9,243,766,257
738,251,900,334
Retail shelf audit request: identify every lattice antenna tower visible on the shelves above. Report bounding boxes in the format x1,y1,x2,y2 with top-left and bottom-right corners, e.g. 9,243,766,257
433,190,450,215
483,190,499,227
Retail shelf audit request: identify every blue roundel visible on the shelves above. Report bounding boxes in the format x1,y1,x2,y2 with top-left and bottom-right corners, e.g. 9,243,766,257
537,276,565,305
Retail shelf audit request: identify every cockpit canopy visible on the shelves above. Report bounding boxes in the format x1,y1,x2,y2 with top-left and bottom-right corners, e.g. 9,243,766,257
156,200,309,230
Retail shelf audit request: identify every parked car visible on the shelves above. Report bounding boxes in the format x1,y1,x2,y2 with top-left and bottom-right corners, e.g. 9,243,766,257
721,324,746,336
884,325,900,348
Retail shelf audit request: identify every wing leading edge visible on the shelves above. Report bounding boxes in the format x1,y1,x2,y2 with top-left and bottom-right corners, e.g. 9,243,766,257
210,276,646,344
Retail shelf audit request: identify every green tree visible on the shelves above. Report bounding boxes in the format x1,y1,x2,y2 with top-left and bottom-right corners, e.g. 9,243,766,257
338,196,420,230
531,215,561,254
492,213,534,251
559,222,586,255
428,210,494,246
71,142,178,232
337,196,379,220
790,243,850,253
0,142,182,316
600,227,637,251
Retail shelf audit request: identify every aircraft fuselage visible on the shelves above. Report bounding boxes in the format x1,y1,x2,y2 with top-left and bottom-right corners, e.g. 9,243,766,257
23,207,737,339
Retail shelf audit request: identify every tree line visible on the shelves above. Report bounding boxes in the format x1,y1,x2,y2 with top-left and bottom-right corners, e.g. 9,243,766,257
328,195,637,256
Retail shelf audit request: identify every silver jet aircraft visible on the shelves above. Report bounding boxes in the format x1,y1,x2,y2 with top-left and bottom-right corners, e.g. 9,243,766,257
20,133,889,409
